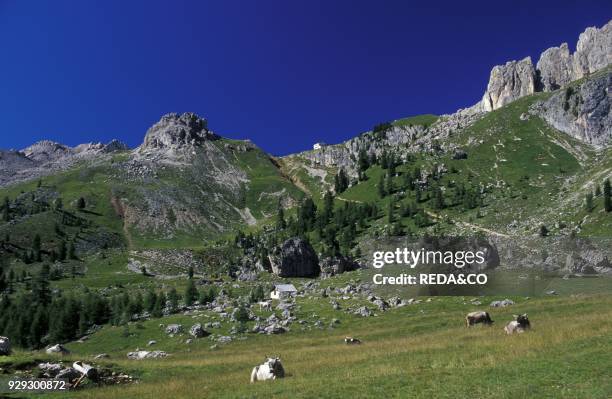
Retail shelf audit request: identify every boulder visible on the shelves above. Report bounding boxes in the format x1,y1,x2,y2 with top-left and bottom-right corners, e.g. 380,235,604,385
94,353,109,359
127,350,168,360
38,363,63,377
269,238,320,277
264,324,287,335
165,324,183,335
189,323,209,338
319,255,360,277
46,344,69,355
354,306,373,317
56,367,81,381
452,149,468,160
0,336,10,356
490,299,515,308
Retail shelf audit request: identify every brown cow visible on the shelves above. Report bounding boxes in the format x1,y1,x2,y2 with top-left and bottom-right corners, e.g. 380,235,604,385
465,311,494,327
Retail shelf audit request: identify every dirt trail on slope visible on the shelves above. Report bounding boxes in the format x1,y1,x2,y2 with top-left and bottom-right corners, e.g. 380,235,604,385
425,210,512,238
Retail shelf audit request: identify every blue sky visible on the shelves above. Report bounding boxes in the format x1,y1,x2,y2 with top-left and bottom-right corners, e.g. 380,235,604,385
0,0,610,155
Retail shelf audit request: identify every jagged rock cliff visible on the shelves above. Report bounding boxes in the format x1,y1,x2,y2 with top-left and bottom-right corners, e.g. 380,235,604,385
482,20,611,111
532,70,611,146
139,112,219,153
482,57,537,112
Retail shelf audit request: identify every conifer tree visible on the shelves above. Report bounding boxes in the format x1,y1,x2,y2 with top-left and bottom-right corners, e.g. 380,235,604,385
58,241,67,261
184,279,198,306
276,200,286,230
68,242,76,259
378,175,386,198
144,289,157,313
585,192,594,212
168,288,179,312
604,178,611,212
2,197,9,222
32,234,42,262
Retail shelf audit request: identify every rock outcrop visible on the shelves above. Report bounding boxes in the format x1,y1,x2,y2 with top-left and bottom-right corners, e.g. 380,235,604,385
572,20,612,79
536,43,575,91
537,21,612,92
127,350,168,360
532,71,611,146
482,57,537,112
269,237,320,277
46,344,70,355
319,255,361,277
139,112,219,152
482,20,611,111
0,336,10,355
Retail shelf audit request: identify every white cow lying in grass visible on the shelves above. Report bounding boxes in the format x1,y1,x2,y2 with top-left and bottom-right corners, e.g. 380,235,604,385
250,357,285,383
504,314,531,335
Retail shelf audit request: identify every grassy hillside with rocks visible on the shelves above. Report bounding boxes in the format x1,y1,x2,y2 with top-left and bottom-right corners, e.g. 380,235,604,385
0,22,611,398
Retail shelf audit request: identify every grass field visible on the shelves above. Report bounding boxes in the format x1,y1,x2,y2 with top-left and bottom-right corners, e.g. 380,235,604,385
2,272,610,399
49,295,612,398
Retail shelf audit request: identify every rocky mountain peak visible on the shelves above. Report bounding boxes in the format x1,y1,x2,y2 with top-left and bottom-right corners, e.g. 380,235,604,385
481,57,536,112
140,112,219,151
481,19,611,111
22,140,72,162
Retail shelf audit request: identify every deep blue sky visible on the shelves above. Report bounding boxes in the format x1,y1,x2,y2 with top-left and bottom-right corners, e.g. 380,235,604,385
1,1,610,155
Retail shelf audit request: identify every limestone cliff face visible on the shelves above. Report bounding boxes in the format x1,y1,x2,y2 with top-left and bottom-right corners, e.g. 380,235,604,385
482,57,536,112
139,112,219,154
532,71,611,146
482,20,611,111
573,20,612,79
536,43,575,92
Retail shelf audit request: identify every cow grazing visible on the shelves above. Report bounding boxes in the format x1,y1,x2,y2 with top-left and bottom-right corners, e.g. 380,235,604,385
504,314,530,335
250,357,285,383
465,311,494,327
344,337,361,345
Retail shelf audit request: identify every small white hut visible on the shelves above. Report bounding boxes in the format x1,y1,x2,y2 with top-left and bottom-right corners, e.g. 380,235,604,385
270,284,297,300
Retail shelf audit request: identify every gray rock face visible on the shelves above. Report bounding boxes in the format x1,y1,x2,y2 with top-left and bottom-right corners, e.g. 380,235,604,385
537,43,575,91
319,255,360,277
140,112,218,151
0,336,9,356
532,71,611,146
482,57,536,111
269,237,320,277
481,20,611,112
537,21,611,92
573,20,612,79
